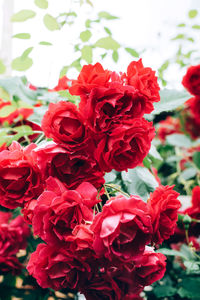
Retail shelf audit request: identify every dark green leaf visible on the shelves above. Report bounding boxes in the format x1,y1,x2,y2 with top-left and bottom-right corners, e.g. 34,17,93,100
193,151,200,169
154,285,177,298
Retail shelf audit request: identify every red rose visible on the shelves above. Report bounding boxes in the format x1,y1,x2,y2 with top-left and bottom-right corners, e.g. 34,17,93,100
33,142,105,189
0,214,30,256
51,76,71,91
91,195,152,261
27,243,91,290
0,142,44,209
148,185,180,245
0,256,23,275
187,97,200,125
42,101,89,150
95,118,155,172
70,63,111,96
157,116,181,143
134,246,166,286
32,177,95,244
79,84,148,133
182,64,200,96
22,199,37,224
126,59,160,113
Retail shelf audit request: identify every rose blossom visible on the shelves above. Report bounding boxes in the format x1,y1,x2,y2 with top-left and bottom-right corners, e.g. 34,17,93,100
0,256,23,275
134,246,166,286
69,63,111,96
91,195,152,261
182,64,200,96
33,141,105,189
148,185,180,245
95,118,155,172
126,59,160,113
27,243,91,290
0,142,43,209
79,84,148,133
22,199,37,225
41,101,89,149
32,177,96,244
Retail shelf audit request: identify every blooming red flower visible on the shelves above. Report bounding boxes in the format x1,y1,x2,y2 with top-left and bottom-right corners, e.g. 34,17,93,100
134,246,166,286
27,243,91,290
42,101,88,150
91,195,152,261
0,256,23,275
182,64,200,96
187,97,200,125
126,59,160,113
0,142,43,209
22,199,37,225
33,142,105,189
79,84,148,133
148,185,180,245
70,63,111,96
157,116,181,142
95,118,155,172
32,177,95,244
51,76,71,91
0,213,30,256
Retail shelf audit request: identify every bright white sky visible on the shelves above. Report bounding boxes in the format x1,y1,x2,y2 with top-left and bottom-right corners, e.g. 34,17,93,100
0,0,200,88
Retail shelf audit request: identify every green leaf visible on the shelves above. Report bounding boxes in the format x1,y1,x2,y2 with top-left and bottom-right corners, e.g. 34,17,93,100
34,0,48,9
112,50,119,62
14,125,34,136
39,41,52,46
154,286,177,298
11,57,33,71
81,45,93,63
0,60,6,74
104,171,117,183
152,89,191,114
122,167,158,201
104,26,112,35
59,66,69,78
166,134,192,148
125,47,139,58
95,37,120,50
184,261,200,272
178,23,186,27
80,30,92,42
188,9,198,18
180,167,197,180
178,277,200,299
13,33,31,39
11,10,36,22
43,14,59,31
172,34,185,40
21,47,34,59
98,11,118,20
193,151,200,169
157,248,187,259
192,24,200,29
0,105,17,118
149,144,163,161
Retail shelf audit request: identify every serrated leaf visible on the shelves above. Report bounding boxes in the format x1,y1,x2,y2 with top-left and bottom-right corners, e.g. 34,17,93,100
193,151,200,169
43,14,59,31
34,0,48,9
98,11,118,20
166,134,192,148
80,30,92,42
13,33,31,39
39,41,52,46
11,10,36,22
95,37,120,50
125,47,139,58
122,167,158,201
188,9,198,18
152,89,191,114
11,57,33,71
112,50,118,62
0,60,6,74
81,45,93,63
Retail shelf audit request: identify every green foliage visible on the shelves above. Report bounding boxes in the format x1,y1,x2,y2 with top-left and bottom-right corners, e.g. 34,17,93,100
34,0,48,9
98,11,119,20
166,134,192,148
193,152,200,169
0,60,6,74
43,14,60,31
12,48,34,72
81,45,93,63
13,33,31,39
39,41,52,46
188,9,198,18
95,36,120,50
125,47,139,57
11,10,36,22
80,30,92,42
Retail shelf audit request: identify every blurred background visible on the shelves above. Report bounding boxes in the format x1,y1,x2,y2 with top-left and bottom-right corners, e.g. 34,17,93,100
0,0,200,88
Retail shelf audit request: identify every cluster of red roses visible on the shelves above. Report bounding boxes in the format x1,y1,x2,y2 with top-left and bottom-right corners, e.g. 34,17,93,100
157,64,200,142
0,60,181,299
0,211,29,275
